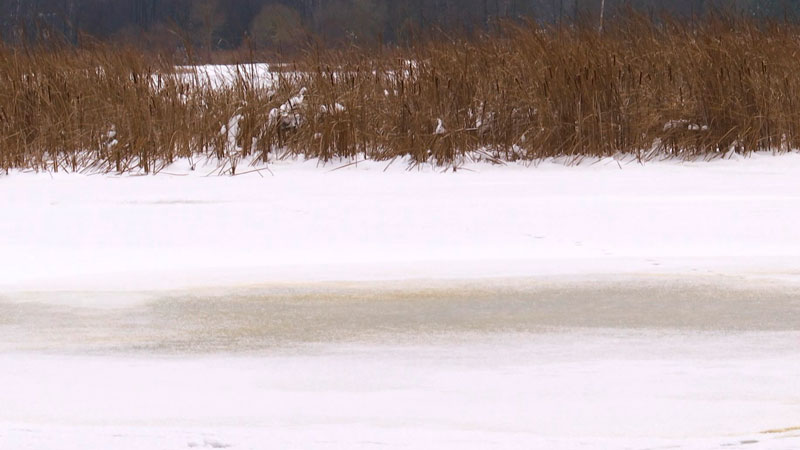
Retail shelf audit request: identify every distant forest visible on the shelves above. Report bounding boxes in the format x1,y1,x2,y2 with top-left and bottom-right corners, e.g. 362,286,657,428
3,0,800,52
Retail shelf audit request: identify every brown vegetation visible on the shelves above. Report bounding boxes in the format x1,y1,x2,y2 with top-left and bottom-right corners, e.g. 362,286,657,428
2,15,800,173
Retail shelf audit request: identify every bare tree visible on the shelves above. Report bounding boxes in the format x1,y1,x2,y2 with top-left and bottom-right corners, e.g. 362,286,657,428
599,0,605,32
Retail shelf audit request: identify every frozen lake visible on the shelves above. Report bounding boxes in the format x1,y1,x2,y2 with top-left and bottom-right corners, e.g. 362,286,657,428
2,155,800,448
1,277,799,352
1,277,799,449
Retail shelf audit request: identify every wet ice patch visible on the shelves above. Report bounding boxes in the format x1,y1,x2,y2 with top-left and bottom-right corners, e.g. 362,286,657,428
188,438,231,448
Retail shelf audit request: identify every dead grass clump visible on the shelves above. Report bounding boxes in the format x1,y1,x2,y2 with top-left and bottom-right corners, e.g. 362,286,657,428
0,41,292,174
282,14,800,166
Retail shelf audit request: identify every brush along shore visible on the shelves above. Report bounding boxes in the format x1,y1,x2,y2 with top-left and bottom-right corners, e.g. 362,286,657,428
3,15,800,174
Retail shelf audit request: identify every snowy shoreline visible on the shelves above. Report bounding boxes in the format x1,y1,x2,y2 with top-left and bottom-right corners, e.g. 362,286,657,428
3,153,800,449
3,152,800,293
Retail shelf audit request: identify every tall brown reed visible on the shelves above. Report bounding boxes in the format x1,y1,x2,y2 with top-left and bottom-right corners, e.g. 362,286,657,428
3,14,800,174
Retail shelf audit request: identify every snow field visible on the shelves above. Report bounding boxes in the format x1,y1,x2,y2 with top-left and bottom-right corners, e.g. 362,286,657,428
2,153,800,449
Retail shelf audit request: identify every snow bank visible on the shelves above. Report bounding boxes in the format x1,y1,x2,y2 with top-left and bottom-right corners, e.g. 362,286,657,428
2,152,800,293
174,64,276,89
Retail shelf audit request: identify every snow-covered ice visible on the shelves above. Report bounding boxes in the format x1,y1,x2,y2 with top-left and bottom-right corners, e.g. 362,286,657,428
2,153,800,449
2,329,799,450
2,153,800,292
174,64,277,89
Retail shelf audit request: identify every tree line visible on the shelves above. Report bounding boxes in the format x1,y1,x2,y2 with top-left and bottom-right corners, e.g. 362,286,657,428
3,0,800,52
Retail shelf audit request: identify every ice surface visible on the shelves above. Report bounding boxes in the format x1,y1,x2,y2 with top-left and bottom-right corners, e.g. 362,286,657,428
2,154,800,449
2,153,800,293
1,328,799,449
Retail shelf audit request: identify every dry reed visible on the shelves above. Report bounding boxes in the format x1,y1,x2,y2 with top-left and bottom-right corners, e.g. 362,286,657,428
3,14,800,173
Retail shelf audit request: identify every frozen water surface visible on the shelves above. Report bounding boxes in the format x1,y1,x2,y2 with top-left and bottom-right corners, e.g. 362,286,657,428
1,277,799,352
2,155,800,448
1,278,799,450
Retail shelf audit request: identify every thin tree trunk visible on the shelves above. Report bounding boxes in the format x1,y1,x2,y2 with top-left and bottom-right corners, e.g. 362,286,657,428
599,0,606,32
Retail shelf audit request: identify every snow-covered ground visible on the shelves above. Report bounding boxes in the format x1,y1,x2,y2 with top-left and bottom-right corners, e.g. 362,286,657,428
174,64,277,89
3,153,800,292
2,330,799,450
2,153,800,449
